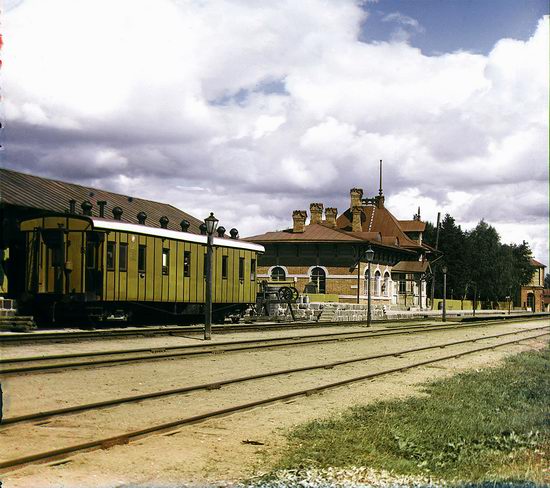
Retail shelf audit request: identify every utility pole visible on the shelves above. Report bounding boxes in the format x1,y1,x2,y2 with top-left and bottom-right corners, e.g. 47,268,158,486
442,265,448,322
430,212,441,310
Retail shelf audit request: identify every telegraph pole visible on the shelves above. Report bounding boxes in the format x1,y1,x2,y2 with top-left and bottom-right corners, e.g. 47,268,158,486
430,212,441,309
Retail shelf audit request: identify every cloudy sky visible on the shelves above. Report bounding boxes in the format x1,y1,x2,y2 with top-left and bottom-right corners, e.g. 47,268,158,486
2,0,549,265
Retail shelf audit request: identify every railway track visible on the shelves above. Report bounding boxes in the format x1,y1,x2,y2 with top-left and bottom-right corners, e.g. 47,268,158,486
0,324,547,472
2,312,546,345
0,318,429,344
1,317,546,375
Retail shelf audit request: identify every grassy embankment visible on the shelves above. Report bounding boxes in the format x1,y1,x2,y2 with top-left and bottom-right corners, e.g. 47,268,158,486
274,346,549,485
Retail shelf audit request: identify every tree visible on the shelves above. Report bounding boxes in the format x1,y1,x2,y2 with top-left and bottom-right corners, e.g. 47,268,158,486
465,220,503,302
423,214,537,305
423,221,438,248
437,214,469,300
545,273,550,289
496,242,533,299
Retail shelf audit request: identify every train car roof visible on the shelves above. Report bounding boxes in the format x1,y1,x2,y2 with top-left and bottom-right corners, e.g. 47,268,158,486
91,218,265,253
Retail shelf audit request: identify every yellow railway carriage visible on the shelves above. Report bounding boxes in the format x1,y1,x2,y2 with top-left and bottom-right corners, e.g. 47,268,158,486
19,214,264,324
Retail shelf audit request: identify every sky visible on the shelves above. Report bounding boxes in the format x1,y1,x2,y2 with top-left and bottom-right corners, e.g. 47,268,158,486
2,0,549,266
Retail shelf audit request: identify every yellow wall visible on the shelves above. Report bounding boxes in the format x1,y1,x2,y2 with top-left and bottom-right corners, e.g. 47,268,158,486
21,216,260,305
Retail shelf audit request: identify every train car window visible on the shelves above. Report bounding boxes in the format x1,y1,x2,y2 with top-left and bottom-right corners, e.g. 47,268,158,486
250,259,256,281
119,243,128,272
86,242,96,269
222,255,228,279
239,257,244,281
138,245,146,273
183,251,191,277
162,248,170,275
107,242,116,271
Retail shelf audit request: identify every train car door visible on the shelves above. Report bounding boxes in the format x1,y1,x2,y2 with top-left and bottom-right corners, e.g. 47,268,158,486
41,229,65,294
85,232,104,299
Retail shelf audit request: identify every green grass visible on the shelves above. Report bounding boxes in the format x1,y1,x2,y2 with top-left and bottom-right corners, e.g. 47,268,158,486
275,347,550,485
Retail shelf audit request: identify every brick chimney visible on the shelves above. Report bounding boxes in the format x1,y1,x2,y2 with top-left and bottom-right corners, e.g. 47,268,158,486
352,206,363,232
310,203,323,225
350,188,363,208
325,207,337,228
292,210,307,233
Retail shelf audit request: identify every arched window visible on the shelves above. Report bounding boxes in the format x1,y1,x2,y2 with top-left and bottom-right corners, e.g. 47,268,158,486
271,266,286,281
364,268,376,295
383,272,390,297
374,270,381,296
310,267,326,294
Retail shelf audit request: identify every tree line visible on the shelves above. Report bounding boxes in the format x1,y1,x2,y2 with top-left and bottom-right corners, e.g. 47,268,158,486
423,215,536,305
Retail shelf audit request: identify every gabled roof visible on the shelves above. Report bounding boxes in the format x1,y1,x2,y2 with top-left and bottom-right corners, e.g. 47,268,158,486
392,260,429,273
398,220,426,232
0,168,203,234
336,205,424,249
530,258,546,268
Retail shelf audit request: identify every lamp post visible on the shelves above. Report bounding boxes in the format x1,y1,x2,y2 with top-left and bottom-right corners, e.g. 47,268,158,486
356,253,361,304
204,212,218,340
365,246,374,327
442,265,448,322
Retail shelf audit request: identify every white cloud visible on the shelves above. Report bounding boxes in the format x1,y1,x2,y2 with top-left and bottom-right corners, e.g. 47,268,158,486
381,11,425,42
3,2,548,266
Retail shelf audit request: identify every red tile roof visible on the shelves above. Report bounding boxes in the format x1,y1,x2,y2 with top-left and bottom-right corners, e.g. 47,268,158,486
247,223,363,242
530,258,546,268
336,205,424,249
399,220,426,232
0,168,203,234
392,260,429,273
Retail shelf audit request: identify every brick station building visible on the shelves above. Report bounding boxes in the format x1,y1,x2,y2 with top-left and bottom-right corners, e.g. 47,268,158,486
518,258,546,312
247,186,434,309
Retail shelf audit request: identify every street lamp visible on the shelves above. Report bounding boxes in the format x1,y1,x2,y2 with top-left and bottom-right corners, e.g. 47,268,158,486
204,212,218,340
365,246,374,327
441,265,448,322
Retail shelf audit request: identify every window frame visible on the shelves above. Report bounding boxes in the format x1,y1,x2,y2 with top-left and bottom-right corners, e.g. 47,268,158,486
85,241,96,269
310,266,326,294
271,266,286,281
222,255,228,279
250,258,256,281
138,244,146,273
119,242,128,272
238,257,245,282
162,248,170,276
183,250,191,278
106,241,116,271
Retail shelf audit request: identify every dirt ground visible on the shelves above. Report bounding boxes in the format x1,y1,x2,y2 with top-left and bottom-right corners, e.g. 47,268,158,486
1,319,548,488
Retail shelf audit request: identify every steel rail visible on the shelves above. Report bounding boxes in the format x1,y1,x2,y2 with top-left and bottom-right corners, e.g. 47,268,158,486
0,318,431,344
0,329,547,472
2,324,548,427
2,317,547,376
4,317,545,366
2,312,547,344
0,322,448,364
